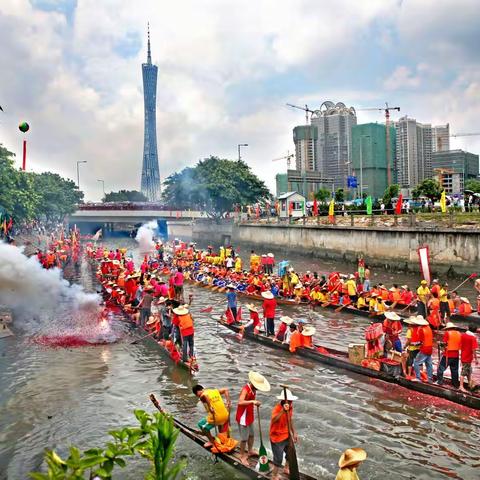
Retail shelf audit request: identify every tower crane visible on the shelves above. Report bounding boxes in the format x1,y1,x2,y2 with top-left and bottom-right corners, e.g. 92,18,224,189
356,102,401,185
434,132,480,151
286,103,315,124
272,151,295,169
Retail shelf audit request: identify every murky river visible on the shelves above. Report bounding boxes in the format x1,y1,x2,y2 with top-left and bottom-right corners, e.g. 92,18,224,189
1,239,479,479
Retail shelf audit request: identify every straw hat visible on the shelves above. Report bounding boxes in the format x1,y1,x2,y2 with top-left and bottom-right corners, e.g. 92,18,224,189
443,322,457,330
280,316,294,325
349,274,355,279
401,285,408,289
248,371,271,392
294,284,303,290
403,316,417,325
370,292,379,297
261,291,274,299
246,303,259,312
460,297,470,304
338,448,367,468
173,305,189,315
388,287,397,292
384,312,401,321
276,388,298,401
267,253,274,258
226,283,236,289
301,326,316,337
146,316,159,325
412,315,429,326
156,296,167,304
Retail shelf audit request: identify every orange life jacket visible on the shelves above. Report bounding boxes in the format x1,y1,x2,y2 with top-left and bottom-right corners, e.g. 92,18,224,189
178,313,194,333
289,331,302,353
421,325,433,348
446,330,461,351
459,303,472,315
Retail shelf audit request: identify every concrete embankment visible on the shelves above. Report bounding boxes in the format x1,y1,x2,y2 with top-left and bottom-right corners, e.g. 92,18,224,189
232,223,480,276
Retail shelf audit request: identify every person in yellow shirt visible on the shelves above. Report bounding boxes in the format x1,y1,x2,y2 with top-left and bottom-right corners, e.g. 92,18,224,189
345,275,358,303
368,293,378,312
335,448,367,480
438,282,450,323
234,256,242,273
356,292,368,310
193,384,231,447
416,280,431,319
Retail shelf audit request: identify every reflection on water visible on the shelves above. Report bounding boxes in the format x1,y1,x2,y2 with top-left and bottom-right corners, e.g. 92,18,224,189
0,239,479,479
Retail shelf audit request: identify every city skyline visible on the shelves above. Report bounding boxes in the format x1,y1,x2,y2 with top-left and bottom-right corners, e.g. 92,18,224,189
0,1,479,201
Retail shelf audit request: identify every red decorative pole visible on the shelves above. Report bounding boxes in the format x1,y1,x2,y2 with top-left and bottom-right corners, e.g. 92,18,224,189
22,140,27,171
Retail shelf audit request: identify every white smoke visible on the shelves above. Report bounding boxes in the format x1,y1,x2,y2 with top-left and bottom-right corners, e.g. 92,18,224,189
135,220,157,253
0,242,101,333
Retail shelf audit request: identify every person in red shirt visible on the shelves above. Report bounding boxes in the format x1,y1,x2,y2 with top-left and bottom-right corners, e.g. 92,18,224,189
269,388,298,480
235,371,271,466
460,324,479,391
413,317,433,382
261,291,277,336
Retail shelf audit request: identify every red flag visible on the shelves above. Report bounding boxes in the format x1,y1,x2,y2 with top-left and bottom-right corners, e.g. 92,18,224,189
395,194,403,215
469,273,478,278
313,197,318,216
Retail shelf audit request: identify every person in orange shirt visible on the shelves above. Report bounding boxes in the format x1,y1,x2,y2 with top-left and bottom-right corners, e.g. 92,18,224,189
300,326,316,348
437,322,461,388
288,324,302,353
269,388,298,480
427,293,441,328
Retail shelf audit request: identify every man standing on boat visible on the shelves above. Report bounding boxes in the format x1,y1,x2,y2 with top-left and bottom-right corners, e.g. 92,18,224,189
261,291,277,336
235,371,271,466
460,324,478,391
412,316,433,383
269,388,298,480
193,384,231,447
416,280,431,319
174,304,195,364
437,322,461,389
226,284,238,322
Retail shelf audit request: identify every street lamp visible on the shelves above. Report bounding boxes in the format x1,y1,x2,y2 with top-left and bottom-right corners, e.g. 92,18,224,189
97,179,105,199
76,160,87,189
238,143,248,161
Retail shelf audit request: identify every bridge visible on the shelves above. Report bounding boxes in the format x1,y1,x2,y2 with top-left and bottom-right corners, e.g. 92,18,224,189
67,202,205,236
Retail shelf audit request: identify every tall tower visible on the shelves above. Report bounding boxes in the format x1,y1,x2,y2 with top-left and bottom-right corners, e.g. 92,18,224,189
141,24,160,201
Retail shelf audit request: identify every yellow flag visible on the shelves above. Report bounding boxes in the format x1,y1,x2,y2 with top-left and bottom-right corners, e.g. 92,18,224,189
328,199,335,223
440,190,447,213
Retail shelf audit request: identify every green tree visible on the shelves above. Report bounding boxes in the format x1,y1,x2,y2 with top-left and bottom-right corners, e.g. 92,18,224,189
162,156,271,217
334,188,344,203
103,190,148,202
33,172,84,221
382,184,400,207
411,179,443,201
314,187,331,203
29,409,185,480
465,179,480,193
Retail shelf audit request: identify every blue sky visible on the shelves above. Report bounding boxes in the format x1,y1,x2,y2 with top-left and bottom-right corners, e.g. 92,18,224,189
0,0,479,200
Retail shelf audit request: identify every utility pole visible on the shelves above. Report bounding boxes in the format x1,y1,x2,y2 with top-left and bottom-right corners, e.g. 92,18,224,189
77,161,87,189
238,143,248,161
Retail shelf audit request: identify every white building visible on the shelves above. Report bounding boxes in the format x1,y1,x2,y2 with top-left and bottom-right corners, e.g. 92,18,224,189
432,124,450,153
277,191,306,219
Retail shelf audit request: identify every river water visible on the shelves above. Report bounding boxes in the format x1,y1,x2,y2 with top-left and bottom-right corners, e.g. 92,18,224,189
1,239,479,480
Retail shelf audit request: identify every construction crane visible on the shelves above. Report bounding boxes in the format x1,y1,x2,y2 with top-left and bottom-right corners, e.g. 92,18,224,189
272,151,295,169
286,103,315,124
435,132,480,151
356,102,401,185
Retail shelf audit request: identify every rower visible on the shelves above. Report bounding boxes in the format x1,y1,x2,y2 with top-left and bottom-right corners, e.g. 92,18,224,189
336,448,367,480
401,315,422,380
173,304,195,364
274,316,293,342
193,384,231,448
242,304,261,335
416,280,431,319
382,312,402,353
235,371,271,466
288,323,301,353
460,324,478,392
225,284,238,323
412,316,433,383
269,388,298,480
261,291,277,336
437,322,461,388
300,325,316,348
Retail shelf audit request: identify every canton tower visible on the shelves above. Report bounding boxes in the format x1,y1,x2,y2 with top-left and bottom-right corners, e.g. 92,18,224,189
141,24,161,201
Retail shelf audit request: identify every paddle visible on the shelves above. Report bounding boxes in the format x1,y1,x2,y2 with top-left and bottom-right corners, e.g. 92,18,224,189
130,330,156,344
334,303,349,313
399,299,417,313
451,272,478,292
256,405,269,473
279,384,299,480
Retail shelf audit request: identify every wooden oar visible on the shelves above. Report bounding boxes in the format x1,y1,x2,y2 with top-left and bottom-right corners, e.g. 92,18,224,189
399,300,417,313
334,303,350,313
130,330,156,344
451,272,478,292
280,384,299,480
256,405,269,473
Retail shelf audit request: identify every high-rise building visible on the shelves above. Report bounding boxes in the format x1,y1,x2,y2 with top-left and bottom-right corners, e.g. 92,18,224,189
432,149,479,194
141,25,161,202
394,116,433,188
432,124,450,153
311,101,357,190
351,123,395,199
275,173,288,196
293,125,317,171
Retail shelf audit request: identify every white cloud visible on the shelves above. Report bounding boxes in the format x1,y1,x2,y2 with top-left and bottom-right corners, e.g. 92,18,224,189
0,0,479,201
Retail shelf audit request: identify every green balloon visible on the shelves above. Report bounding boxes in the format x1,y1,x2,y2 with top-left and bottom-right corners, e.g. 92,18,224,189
19,122,29,133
